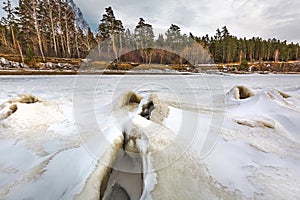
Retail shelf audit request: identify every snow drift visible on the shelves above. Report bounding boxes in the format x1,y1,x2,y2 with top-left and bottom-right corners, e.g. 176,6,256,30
0,94,43,121
204,85,300,199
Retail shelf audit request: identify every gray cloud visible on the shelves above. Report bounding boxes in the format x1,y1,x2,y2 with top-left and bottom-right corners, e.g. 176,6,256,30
4,0,300,43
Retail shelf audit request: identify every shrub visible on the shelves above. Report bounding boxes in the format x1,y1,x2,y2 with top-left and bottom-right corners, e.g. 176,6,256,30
238,59,249,71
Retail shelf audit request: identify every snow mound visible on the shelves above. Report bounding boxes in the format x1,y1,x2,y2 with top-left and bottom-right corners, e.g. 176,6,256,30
8,94,43,104
227,85,255,100
232,88,293,111
228,87,299,139
115,91,142,109
207,85,300,198
0,94,43,121
0,94,64,136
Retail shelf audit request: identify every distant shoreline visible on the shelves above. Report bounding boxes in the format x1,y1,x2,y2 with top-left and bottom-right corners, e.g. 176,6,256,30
0,69,299,76
0,70,190,76
1,56,300,75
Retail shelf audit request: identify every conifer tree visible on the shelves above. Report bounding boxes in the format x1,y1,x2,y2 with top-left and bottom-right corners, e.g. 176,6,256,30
98,6,124,61
134,18,154,63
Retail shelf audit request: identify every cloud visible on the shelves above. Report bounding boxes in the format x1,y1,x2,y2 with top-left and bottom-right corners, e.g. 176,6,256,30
5,0,299,43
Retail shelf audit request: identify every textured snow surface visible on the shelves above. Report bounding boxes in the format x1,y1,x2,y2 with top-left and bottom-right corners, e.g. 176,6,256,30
0,75,299,199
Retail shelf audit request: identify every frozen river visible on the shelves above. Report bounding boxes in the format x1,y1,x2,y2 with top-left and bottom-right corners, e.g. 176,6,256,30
0,74,299,199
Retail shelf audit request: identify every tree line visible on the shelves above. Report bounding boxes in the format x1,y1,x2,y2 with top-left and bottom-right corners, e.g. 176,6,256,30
96,8,211,65
191,26,300,63
0,3,299,65
0,0,96,63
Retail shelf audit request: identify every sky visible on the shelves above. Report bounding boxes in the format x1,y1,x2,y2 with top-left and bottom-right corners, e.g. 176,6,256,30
74,0,300,43
2,0,300,43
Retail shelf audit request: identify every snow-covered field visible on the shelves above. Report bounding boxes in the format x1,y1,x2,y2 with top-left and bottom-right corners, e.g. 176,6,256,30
0,74,299,199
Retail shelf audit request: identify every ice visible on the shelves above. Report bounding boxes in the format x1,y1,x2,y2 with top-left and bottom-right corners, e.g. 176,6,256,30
8,147,97,200
0,74,299,199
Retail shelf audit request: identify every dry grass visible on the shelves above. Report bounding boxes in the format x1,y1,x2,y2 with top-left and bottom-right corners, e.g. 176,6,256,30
132,64,172,70
91,61,111,70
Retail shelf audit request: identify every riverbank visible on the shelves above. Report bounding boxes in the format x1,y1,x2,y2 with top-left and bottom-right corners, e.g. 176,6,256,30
0,69,193,76
0,55,299,75
0,69,299,76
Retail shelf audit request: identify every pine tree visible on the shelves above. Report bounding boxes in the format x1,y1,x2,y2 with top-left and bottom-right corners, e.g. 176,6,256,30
1,0,25,62
134,18,154,49
2,0,16,50
165,24,184,51
134,18,154,64
156,34,165,47
98,7,124,61
123,28,134,50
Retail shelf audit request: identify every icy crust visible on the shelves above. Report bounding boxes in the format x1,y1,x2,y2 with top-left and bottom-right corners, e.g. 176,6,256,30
1,86,300,200
111,93,246,199
203,86,300,199
75,137,124,200
226,86,300,140
0,94,108,200
104,85,299,199
0,94,65,157
106,93,165,199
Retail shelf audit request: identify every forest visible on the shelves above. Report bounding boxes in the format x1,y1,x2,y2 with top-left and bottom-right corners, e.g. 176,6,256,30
0,0,299,66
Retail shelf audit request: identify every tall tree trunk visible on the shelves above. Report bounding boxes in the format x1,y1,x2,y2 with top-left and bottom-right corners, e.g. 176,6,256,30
49,6,58,56
55,34,60,56
267,47,271,61
0,29,8,47
274,49,279,62
97,40,101,57
17,40,24,64
64,14,71,57
75,33,80,58
239,50,243,63
32,0,45,62
111,32,118,61
119,34,123,55
160,54,163,64
10,26,17,50
249,47,253,62
58,2,65,56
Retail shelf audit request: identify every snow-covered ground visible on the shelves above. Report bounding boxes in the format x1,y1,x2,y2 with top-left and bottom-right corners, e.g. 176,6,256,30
0,74,299,199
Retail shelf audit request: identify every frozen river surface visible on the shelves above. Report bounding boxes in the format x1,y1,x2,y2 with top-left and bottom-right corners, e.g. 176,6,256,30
0,74,299,199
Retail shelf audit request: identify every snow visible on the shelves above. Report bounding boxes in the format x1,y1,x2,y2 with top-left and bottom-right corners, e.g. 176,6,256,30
0,74,299,199
8,147,96,200
202,77,300,198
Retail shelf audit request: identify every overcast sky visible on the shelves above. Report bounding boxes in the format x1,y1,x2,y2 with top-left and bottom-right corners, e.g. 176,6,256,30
3,0,300,43
75,0,300,43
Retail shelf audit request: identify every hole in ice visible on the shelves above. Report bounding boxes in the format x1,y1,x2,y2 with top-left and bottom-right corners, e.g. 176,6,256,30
140,101,154,120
